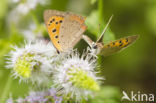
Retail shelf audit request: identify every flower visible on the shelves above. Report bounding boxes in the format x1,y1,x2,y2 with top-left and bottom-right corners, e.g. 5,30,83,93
6,88,62,103
22,88,62,103
21,22,46,41
6,98,13,103
6,40,58,84
53,50,102,102
10,0,50,15
7,0,50,27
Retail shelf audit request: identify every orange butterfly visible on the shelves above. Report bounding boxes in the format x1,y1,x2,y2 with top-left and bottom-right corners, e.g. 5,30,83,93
44,10,87,53
82,15,139,56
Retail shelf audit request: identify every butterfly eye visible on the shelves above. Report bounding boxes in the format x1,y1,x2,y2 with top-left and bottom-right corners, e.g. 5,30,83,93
93,45,97,49
92,43,98,49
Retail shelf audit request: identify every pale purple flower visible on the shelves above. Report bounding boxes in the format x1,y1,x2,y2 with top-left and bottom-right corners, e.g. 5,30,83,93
6,98,13,103
15,88,62,103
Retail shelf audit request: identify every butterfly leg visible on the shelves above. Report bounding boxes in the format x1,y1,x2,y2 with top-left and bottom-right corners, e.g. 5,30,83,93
82,35,94,47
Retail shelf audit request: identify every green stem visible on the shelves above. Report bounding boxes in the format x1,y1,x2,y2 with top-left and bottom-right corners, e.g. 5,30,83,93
98,0,104,24
0,74,12,103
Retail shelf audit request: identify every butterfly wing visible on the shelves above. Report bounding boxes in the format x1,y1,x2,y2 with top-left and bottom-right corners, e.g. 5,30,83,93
99,35,139,56
44,10,67,51
59,13,87,51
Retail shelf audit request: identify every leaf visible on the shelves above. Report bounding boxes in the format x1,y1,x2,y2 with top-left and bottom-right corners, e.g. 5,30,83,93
86,10,100,36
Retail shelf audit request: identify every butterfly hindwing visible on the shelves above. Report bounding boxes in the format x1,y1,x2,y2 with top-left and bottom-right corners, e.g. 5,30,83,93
99,35,139,56
44,10,87,52
59,14,87,51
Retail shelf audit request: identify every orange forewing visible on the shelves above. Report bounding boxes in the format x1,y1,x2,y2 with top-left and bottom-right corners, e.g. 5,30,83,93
46,16,64,51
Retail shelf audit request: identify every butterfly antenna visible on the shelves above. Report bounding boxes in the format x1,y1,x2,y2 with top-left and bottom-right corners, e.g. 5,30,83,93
96,14,114,43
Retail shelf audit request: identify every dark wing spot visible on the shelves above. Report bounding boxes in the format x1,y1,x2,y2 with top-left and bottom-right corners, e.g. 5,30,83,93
107,44,110,47
119,43,123,47
50,20,53,23
52,29,56,33
55,22,58,24
55,35,58,38
119,40,122,43
126,38,128,42
60,20,63,23
112,42,115,45
58,41,60,43
52,18,55,21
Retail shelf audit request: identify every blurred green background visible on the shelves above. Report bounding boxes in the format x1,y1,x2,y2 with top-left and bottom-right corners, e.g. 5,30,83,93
0,0,156,103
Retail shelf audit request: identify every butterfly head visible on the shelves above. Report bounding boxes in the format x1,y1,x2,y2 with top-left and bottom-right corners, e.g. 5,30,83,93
90,42,103,55
92,42,98,49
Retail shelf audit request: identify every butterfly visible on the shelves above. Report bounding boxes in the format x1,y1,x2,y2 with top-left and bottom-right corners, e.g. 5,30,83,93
44,10,87,53
82,15,139,56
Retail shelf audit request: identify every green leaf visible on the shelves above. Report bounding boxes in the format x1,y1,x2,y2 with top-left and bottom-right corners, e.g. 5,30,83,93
86,10,100,36
88,86,122,103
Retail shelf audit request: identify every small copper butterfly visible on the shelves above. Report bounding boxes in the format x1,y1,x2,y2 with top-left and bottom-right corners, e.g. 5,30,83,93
44,10,87,53
82,15,139,56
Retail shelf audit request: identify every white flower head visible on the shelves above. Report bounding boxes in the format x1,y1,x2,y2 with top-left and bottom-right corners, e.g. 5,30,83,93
6,40,58,84
10,0,50,15
21,22,46,41
7,0,50,26
53,50,102,102
11,0,20,3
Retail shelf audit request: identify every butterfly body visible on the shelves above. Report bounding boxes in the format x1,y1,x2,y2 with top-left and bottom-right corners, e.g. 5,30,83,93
44,10,87,52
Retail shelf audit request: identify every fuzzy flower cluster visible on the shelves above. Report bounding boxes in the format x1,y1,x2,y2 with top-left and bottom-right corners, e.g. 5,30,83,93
53,51,101,101
6,40,58,84
6,40,102,102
